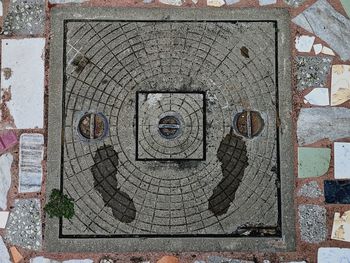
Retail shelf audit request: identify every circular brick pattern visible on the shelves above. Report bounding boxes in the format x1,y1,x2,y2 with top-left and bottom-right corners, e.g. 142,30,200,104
62,21,279,235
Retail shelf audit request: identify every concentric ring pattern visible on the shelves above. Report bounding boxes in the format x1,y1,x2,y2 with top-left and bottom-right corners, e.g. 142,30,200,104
62,21,279,236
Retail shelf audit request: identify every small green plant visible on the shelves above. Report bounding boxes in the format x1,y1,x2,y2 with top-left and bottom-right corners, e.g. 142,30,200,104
44,189,75,219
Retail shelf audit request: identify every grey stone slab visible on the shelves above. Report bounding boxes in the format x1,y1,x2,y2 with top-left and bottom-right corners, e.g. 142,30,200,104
3,0,45,35
295,56,332,90
293,0,350,61
0,237,11,263
19,134,44,193
297,107,350,145
208,257,253,263
0,153,13,210
297,181,323,198
298,204,326,243
46,7,294,252
5,198,42,250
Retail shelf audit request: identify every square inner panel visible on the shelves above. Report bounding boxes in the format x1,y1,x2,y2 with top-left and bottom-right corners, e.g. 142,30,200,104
47,8,295,252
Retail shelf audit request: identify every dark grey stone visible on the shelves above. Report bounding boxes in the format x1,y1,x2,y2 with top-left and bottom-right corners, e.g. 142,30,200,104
298,204,326,243
295,56,332,90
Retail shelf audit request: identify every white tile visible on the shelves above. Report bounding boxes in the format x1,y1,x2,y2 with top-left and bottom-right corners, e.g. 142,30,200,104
331,65,350,106
207,0,225,6
295,35,315,53
19,133,44,193
225,0,239,4
331,210,350,242
321,46,335,56
304,88,329,106
0,211,9,228
159,0,183,5
259,0,276,5
0,153,13,210
0,237,11,263
0,1,3,17
334,142,350,179
313,44,322,55
1,38,45,129
318,247,350,263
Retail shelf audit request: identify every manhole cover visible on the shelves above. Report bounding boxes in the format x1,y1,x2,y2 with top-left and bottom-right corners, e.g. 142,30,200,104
47,8,294,253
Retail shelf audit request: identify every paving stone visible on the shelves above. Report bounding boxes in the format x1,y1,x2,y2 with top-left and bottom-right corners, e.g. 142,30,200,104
1,38,45,129
295,35,315,53
0,236,11,263
159,0,183,5
0,130,17,154
298,147,330,178
313,44,322,55
284,0,305,7
5,199,42,250
10,247,23,263
292,0,350,61
295,56,332,91
208,257,254,263
207,0,225,6
19,133,44,193
331,64,350,106
3,0,45,35
331,210,350,242
297,107,350,145
0,211,9,228
304,88,329,106
259,0,276,5
334,142,350,179
298,204,327,243
0,153,13,210
324,180,350,204
318,247,350,263
341,0,350,18
297,181,323,198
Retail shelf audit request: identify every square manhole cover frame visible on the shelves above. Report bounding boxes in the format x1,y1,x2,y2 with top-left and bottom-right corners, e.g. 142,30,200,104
46,7,295,252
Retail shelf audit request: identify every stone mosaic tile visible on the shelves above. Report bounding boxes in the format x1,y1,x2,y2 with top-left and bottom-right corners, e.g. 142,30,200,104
259,0,276,5
207,0,225,6
295,35,315,53
49,0,87,3
298,147,330,178
334,142,350,179
313,44,322,55
324,180,350,204
331,65,350,106
0,1,3,16
0,237,10,263
0,153,13,210
0,130,17,154
225,0,240,5
19,133,44,193
297,181,323,198
31,258,93,263
292,0,350,61
341,0,350,18
295,56,332,91
297,107,350,145
304,88,329,106
298,204,326,243
159,0,183,5
0,211,9,228
157,256,179,263
10,247,23,263
1,38,45,129
3,0,45,35
208,257,254,263
331,210,350,242
284,0,305,7
318,247,350,263
5,198,42,250
321,46,335,56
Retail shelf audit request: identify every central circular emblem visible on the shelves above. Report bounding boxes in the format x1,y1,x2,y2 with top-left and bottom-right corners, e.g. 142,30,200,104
158,112,182,139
